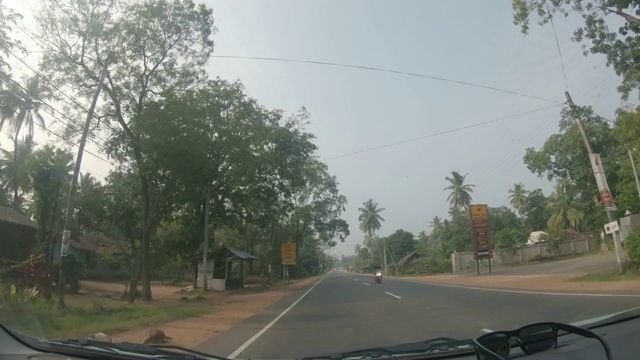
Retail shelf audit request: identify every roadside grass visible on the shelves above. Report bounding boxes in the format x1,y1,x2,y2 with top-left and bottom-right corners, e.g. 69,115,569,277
568,267,640,282
0,296,215,339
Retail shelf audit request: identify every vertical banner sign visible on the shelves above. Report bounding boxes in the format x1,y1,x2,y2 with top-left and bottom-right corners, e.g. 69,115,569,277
281,243,297,265
589,154,617,211
61,230,71,257
469,204,493,260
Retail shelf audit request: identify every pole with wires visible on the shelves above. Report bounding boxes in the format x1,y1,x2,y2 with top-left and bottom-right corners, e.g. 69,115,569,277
58,59,110,309
564,91,625,274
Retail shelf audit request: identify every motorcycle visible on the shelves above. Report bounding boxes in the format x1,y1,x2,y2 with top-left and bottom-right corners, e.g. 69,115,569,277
374,270,383,284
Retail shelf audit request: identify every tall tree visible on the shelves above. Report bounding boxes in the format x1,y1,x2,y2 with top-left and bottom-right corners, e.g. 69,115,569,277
512,0,640,100
0,76,52,210
429,216,443,239
508,182,529,217
444,171,475,211
524,106,617,230
358,199,385,265
0,76,52,142
35,0,217,300
0,137,33,210
523,188,549,232
24,145,73,299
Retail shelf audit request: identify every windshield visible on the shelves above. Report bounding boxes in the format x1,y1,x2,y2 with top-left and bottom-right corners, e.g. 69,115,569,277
1,0,640,359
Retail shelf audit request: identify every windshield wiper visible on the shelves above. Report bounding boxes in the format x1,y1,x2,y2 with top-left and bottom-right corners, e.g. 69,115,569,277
43,338,229,360
304,337,474,360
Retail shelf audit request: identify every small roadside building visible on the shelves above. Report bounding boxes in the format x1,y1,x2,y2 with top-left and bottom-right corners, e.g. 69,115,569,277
193,246,256,291
0,206,37,266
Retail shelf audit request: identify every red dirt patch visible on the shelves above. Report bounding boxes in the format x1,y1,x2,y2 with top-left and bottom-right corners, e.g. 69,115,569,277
109,277,321,348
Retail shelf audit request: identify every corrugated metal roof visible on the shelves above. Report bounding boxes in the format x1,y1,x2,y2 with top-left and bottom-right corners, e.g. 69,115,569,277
0,206,37,229
227,247,256,260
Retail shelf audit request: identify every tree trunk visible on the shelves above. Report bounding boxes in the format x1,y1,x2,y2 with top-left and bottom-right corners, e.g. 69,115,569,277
133,150,153,301
202,188,210,291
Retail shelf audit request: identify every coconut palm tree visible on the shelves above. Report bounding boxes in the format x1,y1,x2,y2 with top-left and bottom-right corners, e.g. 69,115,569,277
444,171,475,211
0,137,33,210
508,183,529,217
358,199,385,265
429,216,443,239
0,75,52,209
546,180,583,230
0,75,52,142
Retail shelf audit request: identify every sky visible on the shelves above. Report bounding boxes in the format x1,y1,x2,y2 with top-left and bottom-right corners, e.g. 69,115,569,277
3,1,631,257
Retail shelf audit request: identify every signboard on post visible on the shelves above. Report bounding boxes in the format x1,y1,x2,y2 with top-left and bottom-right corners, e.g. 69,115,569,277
281,243,297,265
589,154,617,211
468,204,493,274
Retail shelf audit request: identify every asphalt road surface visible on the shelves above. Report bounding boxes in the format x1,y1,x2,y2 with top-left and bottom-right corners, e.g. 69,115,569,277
196,271,640,359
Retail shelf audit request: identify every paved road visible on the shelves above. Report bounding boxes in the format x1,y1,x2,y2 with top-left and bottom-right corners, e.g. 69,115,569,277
196,271,640,359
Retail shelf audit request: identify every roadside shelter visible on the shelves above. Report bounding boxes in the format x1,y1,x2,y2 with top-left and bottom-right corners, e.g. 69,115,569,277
194,246,256,291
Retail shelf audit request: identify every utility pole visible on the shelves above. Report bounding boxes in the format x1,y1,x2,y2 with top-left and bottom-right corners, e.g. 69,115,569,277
58,60,109,309
628,149,640,202
383,238,388,276
565,91,625,273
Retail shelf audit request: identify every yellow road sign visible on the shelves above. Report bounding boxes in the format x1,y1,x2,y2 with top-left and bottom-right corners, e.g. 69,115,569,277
469,204,489,220
281,243,296,260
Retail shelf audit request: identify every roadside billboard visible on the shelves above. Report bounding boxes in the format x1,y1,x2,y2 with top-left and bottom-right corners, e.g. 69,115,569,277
469,204,493,260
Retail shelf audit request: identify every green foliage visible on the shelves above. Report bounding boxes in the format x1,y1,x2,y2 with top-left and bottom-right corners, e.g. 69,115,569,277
443,171,475,211
404,256,451,275
383,229,416,262
626,227,640,265
512,0,640,100
523,188,549,232
0,0,25,72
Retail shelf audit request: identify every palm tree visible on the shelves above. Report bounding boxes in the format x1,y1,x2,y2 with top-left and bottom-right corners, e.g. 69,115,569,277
429,216,443,238
508,183,528,217
0,76,51,209
358,199,385,265
0,75,52,142
354,243,361,255
0,138,33,210
546,180,583,230
444,171,475,211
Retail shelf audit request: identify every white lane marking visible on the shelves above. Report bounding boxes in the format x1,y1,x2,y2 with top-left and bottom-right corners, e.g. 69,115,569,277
394,278,640,298
363,282,371,286
481,328,494,333
354,278,359,281
385,291,402,299
227,275,327,359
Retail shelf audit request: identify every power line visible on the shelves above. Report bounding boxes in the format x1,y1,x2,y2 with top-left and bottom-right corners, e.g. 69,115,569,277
5,48,119,137
323,104,563,161
211,55,564,104
545,0,569,92
3,74,111,148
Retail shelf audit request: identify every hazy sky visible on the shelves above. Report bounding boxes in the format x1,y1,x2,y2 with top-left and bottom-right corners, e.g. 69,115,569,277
5,1,629,257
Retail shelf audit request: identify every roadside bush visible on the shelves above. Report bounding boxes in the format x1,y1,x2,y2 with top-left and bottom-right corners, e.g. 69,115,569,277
625,228,640,266
404,256,451,275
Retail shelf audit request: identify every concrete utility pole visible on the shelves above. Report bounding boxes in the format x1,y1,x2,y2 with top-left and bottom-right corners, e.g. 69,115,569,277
58,60,110,309
564,91,625,273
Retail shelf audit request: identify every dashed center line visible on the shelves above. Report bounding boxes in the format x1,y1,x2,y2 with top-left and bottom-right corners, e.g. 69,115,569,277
481,328,494,333
385,291,402,299
363,282,371,286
